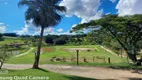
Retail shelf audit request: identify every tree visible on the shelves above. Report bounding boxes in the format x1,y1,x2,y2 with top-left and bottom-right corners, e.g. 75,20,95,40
0,46,11,69
45,35,59,45
0,33,2,38
54,36,67,45
85,28,112,45
3,33,17,37
73,14,142,65
18,0,66,68
0,33,3,41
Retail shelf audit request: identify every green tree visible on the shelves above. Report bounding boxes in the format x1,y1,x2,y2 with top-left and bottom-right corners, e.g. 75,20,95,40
0,46,11,69
73,14,142,65
45,35,59,45
0,33,3,41
54,37,66,45
0,33,2,38
18,0,66,68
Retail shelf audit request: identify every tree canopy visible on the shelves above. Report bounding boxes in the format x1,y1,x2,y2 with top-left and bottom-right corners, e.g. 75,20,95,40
73,14,142,65
0,34,3,41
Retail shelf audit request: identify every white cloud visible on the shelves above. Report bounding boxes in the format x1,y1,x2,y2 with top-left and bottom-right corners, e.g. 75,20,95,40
4,2,8,4
44,27,54,33
0,23,4,25
116,0,142,16
15,24,75,35
14,20,56,35
60,0,103,23
57,28,63,33
43,27,55,35
106,12,111,15
72,24,78,28
14,20,33,35
15,0,104,35
52,30,76,35
110,0,117,3
0,22,6,33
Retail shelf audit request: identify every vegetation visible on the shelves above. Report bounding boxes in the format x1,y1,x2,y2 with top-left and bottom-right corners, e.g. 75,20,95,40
7,45,140,69
0,69,96,80
45,34,87,45
18,0,66,68
0,36,141,69
73,14,142,65
0,33,3,41
0,37,29,69
2,33,17,37
0,46,12,69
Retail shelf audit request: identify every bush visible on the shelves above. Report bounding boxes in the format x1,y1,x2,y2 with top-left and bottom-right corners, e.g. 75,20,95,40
0,34,4,41
0,46,12,69
54,37,66,45
45,35,59,44
3,33,17,37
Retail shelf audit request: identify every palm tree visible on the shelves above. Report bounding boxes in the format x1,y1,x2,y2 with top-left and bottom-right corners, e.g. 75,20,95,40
18,0,66,69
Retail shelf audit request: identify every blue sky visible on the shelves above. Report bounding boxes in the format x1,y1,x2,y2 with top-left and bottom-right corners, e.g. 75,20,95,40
0,0,142,35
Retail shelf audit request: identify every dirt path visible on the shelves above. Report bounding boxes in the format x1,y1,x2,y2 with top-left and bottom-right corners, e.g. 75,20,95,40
15,47,34,57
3,64,142,80
100,46,126,57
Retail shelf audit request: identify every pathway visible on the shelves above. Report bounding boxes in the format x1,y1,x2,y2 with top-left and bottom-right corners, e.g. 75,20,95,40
3,64,142,80
14,47,34,57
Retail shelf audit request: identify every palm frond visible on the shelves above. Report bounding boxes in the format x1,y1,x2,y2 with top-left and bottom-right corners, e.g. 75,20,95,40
19,0,66,28
18,0,35,8
55,6,66,13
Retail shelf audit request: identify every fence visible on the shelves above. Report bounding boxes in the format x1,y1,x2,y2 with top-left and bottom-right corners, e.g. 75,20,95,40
50,56,111,63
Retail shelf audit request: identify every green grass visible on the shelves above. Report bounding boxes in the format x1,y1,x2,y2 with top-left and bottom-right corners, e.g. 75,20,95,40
6,45,142,69
0,69,96,80
0,37,31,55
0,37,24,45
7,45,126,64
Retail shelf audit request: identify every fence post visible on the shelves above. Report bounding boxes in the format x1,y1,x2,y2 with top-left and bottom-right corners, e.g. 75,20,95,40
104,57,106,63
108,57,110,63
127,56,129,64
93,56,95,62
120,48,123,58
76,50,79,65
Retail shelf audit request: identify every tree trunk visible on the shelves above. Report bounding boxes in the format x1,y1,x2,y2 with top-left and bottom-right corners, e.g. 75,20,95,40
0,61,3,69
32,27,44,69
127,52,137,64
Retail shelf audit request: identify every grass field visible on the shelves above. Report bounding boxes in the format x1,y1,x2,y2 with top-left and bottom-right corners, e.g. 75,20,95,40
7,45,126,64
0,37,30,55
0,68,96,80
0,38,141,69
6,45,142,69
0,37,23,45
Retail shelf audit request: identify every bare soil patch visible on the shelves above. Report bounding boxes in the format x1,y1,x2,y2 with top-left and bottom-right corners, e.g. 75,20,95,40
41,47,56,53
63,48,95,52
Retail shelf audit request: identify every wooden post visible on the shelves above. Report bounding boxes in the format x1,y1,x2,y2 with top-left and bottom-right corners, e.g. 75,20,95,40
108,58,110,63
93,56,95,62
76,50,79,65
127,56,129,64
120,48,123,58
104,57,106,63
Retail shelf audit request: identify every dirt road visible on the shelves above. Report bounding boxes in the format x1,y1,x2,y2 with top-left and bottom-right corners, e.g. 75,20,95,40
3,64,142,80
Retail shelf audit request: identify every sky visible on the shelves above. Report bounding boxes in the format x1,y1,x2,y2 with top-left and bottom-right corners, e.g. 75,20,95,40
0,0,142,35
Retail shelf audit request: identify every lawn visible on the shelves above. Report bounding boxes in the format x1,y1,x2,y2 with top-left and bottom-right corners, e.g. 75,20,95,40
6,45,142,69
0,37,23,45
7,45,127,64
0,68,96,80
0,37,30,55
